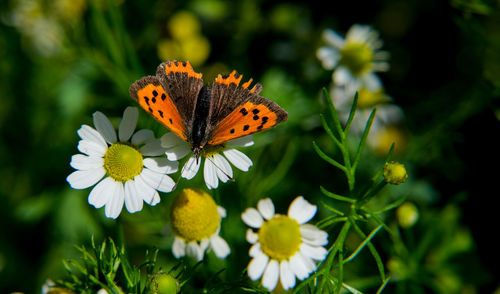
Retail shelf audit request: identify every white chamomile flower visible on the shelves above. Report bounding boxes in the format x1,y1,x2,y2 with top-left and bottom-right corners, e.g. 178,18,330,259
170,189,230,261
66,107,178,219
331,84,404,135
161,133,254,189
317,24,389,90
241,196,329,291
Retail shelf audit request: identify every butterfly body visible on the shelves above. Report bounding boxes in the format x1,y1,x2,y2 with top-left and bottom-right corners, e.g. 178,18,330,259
129,61,287,157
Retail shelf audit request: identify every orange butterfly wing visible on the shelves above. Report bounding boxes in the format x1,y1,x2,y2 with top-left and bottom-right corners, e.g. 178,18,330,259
129,76,188,141
207,71,287,146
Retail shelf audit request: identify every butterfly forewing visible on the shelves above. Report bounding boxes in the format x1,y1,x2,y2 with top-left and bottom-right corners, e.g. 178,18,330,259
206,71,287,146
129,76,188,141
156,61,204,133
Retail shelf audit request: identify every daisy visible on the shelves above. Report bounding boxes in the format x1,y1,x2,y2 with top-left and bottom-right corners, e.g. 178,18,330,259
66,107,178,219
160,133,254,189
317,24,389,90
241,196,329,291
170,189,230,261
331,84,404,135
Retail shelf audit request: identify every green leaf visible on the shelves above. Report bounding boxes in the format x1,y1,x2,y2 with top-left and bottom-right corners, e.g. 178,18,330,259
313,141,346,171
352,108,377,172
344,91,359,135
320,186,355,203
322,87,344,139
344,225,383,263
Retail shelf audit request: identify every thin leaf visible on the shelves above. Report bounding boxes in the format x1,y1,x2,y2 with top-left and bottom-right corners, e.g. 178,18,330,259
322,87,344,139
313,141,346,172
320,186,355,203
352,108,377,172
344,91,359,135
343,282,364,294
351,220,386,281
376,277,391,294
320,114,343,148
344,225,383,263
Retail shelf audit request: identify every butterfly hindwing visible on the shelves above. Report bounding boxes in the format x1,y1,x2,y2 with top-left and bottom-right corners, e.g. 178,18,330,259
129,76,188,140
207,71,287,146
156,61,204,133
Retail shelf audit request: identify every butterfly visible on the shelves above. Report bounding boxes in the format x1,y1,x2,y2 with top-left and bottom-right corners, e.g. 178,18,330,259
129,60,288,158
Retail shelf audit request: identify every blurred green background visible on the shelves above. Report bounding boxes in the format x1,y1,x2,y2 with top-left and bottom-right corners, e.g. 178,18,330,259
1,0,499,293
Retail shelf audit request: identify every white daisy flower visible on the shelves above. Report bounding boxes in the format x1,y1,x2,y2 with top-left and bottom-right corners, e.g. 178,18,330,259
160,133,254,189
331,84,404,135
66,107,178,219
241,196,329,291
317,24,390,90
170,189,230,261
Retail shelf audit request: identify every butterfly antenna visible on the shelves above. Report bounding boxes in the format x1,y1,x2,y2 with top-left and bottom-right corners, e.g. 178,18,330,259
206,156,235,182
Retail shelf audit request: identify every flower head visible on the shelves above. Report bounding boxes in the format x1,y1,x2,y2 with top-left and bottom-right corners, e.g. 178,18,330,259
170,189,230,261
383,161,408,185
161,133,254,189
241,196,328,291
67,107,178,219
317,24,389,90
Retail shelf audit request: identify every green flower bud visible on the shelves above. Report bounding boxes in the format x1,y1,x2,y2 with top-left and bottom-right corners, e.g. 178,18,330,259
383,161,408,185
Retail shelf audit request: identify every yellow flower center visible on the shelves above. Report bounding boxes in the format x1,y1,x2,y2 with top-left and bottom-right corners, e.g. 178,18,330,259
357,88,389,109
170,189,220,241
340,42,374,75
201,143,226,158
258,215,302,261
103,143,143,182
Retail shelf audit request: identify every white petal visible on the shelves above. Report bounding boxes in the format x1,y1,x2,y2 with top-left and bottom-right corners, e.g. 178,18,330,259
140,168,175,193
334,66,354,86
300,243,328,261
301,224,329,246
241,207,264,228
288,196,317,224
77,139,107,157
210,235,230,259
160,132,186,148
123,180,143,213
217,206,227,218
181,155,201,179
67,168,105,189
172,237,186,258
140,139,165,156
203,158,219,189
223,149,253,172
93,111,117,144
104,181,124,219
143,157,178,174
186,241,204,261
322,28,345,48
118,107,138,142
249,242,262,258
165,144,191,161
77,125,107,148
257,198,275,220
133,174,160,205
362,72,382,91
317,47,340,70
70,154,103,171
246,229,259,244
248,251,269,281
227,135,254,147
289,252,315,280
280,260,296,290
87,177,115,208
290,252,316,279
131,129,154,145
262,259,280,291
200,238,210,252
211,154,233,183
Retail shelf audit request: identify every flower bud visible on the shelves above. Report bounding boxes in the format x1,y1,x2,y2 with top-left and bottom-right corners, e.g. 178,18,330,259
383,161,407,185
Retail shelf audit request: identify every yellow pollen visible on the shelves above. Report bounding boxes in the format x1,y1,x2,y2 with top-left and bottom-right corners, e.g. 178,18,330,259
201,144,226,158
103,143,143,182
356,88,389,109
340,42,374,75
170,189,220,241
258,215,301,261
